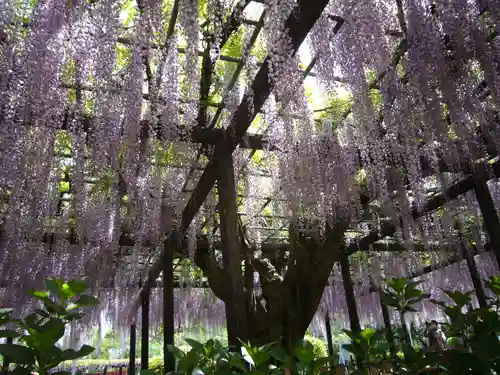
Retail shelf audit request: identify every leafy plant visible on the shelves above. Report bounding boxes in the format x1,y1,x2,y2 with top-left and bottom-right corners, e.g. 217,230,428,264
381,278,429,314
167,338,246,375
0,277,99,375
303,335,328,359
163,337,335,375
341,328,389,374
381,277,429,346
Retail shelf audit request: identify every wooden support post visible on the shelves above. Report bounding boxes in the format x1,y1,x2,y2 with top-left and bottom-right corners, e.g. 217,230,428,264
217,153,247,347
460,242,488,308
129,325,136,375
340,251,361,332
474,174,500,269
141,296,150,370
325,313,334,358
379,293,396,355
163,234,176,373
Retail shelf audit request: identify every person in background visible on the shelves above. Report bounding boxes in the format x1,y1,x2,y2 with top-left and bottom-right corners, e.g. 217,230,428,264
425,320,447,352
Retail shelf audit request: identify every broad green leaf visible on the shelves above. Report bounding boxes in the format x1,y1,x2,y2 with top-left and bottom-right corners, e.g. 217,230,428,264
0,308,13,317
185,338,204,353
67,279,88,295
342,329,360,342
444,290,473,307
485,276,500,296
35,309,51,318
22,313,42,331
252,351,270,367
57,345,94,361
295,339,315,364
0,344,36,365
360,327,377,341
0,330,20,338
241,346,254,366
62,311,84,321
270,346,287,362
387,277,409,293
76,344,95,357
258,342,275,352
140,370,158,375
28,290,49,299
203,339,214,357
167,344,186,359
380,292,399,308
73,295,100,307
45,278,64,298
42,298,66,315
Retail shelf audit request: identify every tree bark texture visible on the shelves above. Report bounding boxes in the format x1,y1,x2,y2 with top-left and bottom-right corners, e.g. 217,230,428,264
195,219,348,350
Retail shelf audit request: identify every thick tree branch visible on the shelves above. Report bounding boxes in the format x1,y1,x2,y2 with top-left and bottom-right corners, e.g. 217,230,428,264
194,247,226,300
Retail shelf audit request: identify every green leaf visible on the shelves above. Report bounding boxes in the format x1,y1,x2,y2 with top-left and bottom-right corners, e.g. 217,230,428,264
45,278,64,298
241,346,254,366
0,344,36,365
253,351,271,367
0,330,20,338
380,292,399,308
270,346,288,362
485,276,500,296
444,290,473,308
67,279,88,296
0,308,13,325
57,345,94,361
35,309,51,318
185,338,204,353
77,344,95,357
140,370,158,375
295,339,315,364
167,344,186,359
73,295,100,307
387,277,409,293
52,372,72,375
359,327,379,345
0,308,13,316
40,297,66,315
28,290,50,299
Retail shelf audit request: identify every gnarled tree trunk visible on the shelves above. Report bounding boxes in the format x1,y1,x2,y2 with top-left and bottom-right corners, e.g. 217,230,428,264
195,221,347,351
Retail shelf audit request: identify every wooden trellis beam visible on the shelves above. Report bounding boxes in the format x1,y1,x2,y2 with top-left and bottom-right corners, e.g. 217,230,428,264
348,157,500,254
131,0,333,310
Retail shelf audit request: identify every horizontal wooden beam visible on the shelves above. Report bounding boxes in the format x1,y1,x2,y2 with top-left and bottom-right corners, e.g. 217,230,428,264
58,115,271,150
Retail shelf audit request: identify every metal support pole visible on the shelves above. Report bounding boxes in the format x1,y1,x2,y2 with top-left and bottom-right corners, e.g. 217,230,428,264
141,296,150,370
473,174,500,269
164,234,176,373
340,251,361,332
129,325,136,375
